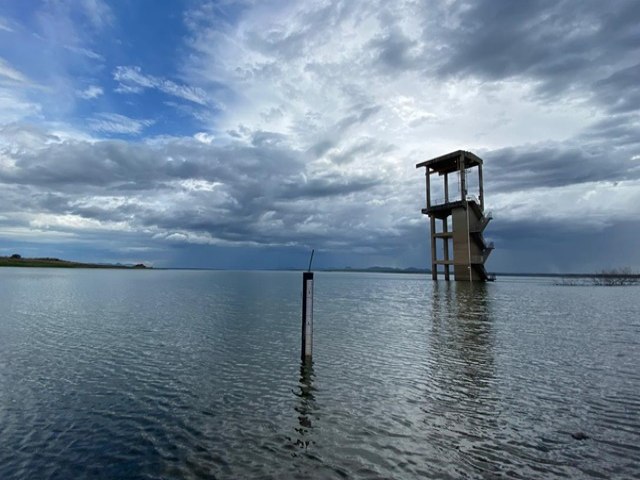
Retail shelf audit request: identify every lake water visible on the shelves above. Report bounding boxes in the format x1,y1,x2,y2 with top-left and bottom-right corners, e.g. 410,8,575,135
0,269,638,479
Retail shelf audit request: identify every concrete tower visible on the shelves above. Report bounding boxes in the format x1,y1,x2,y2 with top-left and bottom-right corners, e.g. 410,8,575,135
416,150,494,282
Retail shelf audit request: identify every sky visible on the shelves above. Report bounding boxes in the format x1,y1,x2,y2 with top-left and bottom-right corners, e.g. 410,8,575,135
0,0,639,272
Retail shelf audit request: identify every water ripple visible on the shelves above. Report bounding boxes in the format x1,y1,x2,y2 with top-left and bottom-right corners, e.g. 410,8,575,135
0,269,638,478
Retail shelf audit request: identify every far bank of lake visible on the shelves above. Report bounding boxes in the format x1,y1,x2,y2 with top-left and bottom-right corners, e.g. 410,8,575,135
0,256,149,269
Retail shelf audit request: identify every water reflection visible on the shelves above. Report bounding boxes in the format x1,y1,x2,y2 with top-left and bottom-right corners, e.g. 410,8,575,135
430,281,495,399
291,360,317,452
426,281,501,475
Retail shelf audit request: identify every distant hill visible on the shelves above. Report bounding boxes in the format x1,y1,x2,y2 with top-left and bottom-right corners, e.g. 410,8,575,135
0,255,149,269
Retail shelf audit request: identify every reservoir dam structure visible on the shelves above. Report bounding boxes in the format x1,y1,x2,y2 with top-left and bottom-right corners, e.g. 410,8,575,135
417,150,494,282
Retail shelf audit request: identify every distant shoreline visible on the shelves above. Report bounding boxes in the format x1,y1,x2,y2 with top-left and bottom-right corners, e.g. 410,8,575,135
154,267,639,279
0,256,149,269
2,258,637,279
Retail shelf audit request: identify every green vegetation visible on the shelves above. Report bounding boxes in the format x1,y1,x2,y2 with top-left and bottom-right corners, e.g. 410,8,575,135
0,255,149,269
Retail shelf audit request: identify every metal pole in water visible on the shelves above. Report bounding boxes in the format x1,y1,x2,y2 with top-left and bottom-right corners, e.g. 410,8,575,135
301,250,314,361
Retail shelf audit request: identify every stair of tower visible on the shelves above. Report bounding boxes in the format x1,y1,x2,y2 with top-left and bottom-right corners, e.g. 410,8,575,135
467,198,492,233
473,263,496,281
471,211,492,233
471,232,495,260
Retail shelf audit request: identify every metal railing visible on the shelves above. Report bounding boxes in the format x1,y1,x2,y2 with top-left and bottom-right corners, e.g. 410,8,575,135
428,196,449,207
426,194,485,206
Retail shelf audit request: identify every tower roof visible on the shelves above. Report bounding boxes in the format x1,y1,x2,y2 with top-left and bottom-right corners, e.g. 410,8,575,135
416,150,483,174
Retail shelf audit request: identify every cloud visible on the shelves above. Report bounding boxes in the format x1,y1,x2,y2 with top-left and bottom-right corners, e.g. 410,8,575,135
432,0,640,106
0,123,60,148
113,65,154,93
0,59,41,123
64,44,103,60
113,66,210,105
368,24,422,72
0,0,116,130
581,113,640,147
78,0,114,30
593,63,640,114
170,0,640,269
29,0,113,60
88,113,154,135
1,1,639,271
0,16,14,33
0,93,41,123
0,57,30,84
481,142,640,194
77,85,103,99
0,126,400,254
194,132,215,144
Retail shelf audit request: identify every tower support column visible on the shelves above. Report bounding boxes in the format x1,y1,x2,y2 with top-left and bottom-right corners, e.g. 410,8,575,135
443,217,450,281
430,216,437,281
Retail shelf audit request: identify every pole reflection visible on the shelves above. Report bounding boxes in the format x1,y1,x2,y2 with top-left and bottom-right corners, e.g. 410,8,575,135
291,359,317,452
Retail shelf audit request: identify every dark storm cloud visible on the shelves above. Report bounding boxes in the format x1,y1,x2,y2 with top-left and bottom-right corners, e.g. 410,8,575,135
593,63,640,114
0,136,302,189
399,1,640,197
0,125,397,251
357,0,640,137
434,0,640,101
1,140,186,188
583,114,640,146
483,143,640,193
306,104,383,158
280,172,381,199
369,26,419,72
337,104,382,129
0,138,382,205
486,218,640,273
435,0,591,80
328,137,394,165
